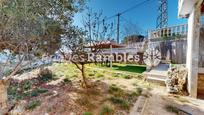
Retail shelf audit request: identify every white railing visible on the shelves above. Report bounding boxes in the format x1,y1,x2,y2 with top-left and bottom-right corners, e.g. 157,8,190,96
148,24,188,39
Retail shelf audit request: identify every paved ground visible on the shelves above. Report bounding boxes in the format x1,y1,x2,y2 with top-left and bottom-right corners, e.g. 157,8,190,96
142,86,204,115
142,86,177,115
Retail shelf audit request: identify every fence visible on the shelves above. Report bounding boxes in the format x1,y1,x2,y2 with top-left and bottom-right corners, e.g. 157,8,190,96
102,39,188,64
147,39,187,64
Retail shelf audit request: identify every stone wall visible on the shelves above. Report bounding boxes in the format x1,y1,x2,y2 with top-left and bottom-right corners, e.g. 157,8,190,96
198,73,204,95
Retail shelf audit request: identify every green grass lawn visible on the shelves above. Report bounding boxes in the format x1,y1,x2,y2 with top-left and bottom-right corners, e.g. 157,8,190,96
89,63,146,74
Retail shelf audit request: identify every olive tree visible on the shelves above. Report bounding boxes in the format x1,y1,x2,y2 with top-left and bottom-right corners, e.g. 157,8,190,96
61,10,114,88
0,0,84,112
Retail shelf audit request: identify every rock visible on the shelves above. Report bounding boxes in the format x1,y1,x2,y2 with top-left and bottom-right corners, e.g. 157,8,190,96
165,65,187,93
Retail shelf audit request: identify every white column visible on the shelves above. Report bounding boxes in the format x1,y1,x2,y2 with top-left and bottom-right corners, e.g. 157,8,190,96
186,2,201,98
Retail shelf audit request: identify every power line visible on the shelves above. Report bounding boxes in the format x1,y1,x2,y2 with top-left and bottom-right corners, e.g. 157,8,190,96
99,0,153,43
100,0,153,23
121,0,152,15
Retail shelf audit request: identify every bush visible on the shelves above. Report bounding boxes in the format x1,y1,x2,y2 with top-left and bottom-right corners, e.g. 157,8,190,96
100,106,114,115
26,100,41,110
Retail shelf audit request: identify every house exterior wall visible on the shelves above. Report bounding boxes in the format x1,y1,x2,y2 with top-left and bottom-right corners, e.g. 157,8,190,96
186,6,200,97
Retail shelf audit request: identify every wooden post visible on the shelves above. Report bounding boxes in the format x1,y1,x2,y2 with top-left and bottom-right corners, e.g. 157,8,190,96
186,1,202,98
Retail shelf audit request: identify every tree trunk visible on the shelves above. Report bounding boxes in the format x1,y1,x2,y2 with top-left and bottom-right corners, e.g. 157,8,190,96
0,79,8,113
81,64,88,88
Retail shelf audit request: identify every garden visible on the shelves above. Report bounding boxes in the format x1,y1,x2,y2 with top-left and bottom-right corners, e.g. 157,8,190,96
7,63,153,115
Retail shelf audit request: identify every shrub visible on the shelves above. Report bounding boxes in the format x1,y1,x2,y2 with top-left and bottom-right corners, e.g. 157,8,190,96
100,106,114,115
26,100,41,110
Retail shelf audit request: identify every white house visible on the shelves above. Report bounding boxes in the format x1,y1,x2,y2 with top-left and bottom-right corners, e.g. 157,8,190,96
178,0,204,98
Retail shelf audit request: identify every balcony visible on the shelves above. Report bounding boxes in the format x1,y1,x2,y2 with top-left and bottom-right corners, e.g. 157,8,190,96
148,24,188,39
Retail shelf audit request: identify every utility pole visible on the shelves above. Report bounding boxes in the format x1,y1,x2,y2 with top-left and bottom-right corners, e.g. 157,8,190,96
156,0,168,29
117,13,121,44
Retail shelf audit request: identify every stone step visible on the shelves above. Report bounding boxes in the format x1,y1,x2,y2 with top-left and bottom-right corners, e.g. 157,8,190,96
146,75,166,86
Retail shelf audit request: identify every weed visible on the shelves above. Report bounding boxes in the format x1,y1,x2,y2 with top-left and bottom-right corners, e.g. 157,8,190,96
165,105,179,114
83,112,93,115
132,82,138,86
72,74,78,78
100,105,114,115
76,96,95,109
22,80,32,91
135,87,143,96
88,73,95,77
123,74,133,79
63,78,71,83
176,96,190,103
108,85,121,93
127,92,140,101
109,97,129,110
113,73,121,78
96,73,104,78
38,68,53,82
108,84,125,97
31,88,48,97
26,100,41,110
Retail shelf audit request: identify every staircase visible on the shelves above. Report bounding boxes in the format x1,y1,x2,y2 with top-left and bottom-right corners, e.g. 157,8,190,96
143,64,169,85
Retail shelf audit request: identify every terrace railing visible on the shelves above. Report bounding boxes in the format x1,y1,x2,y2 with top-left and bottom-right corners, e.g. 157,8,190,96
148,24,188,39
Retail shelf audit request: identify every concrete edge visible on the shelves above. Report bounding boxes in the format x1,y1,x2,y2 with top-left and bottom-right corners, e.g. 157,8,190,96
129,91,149,115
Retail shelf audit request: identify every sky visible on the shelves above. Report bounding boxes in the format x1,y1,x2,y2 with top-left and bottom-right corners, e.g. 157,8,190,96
73,0,187,40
